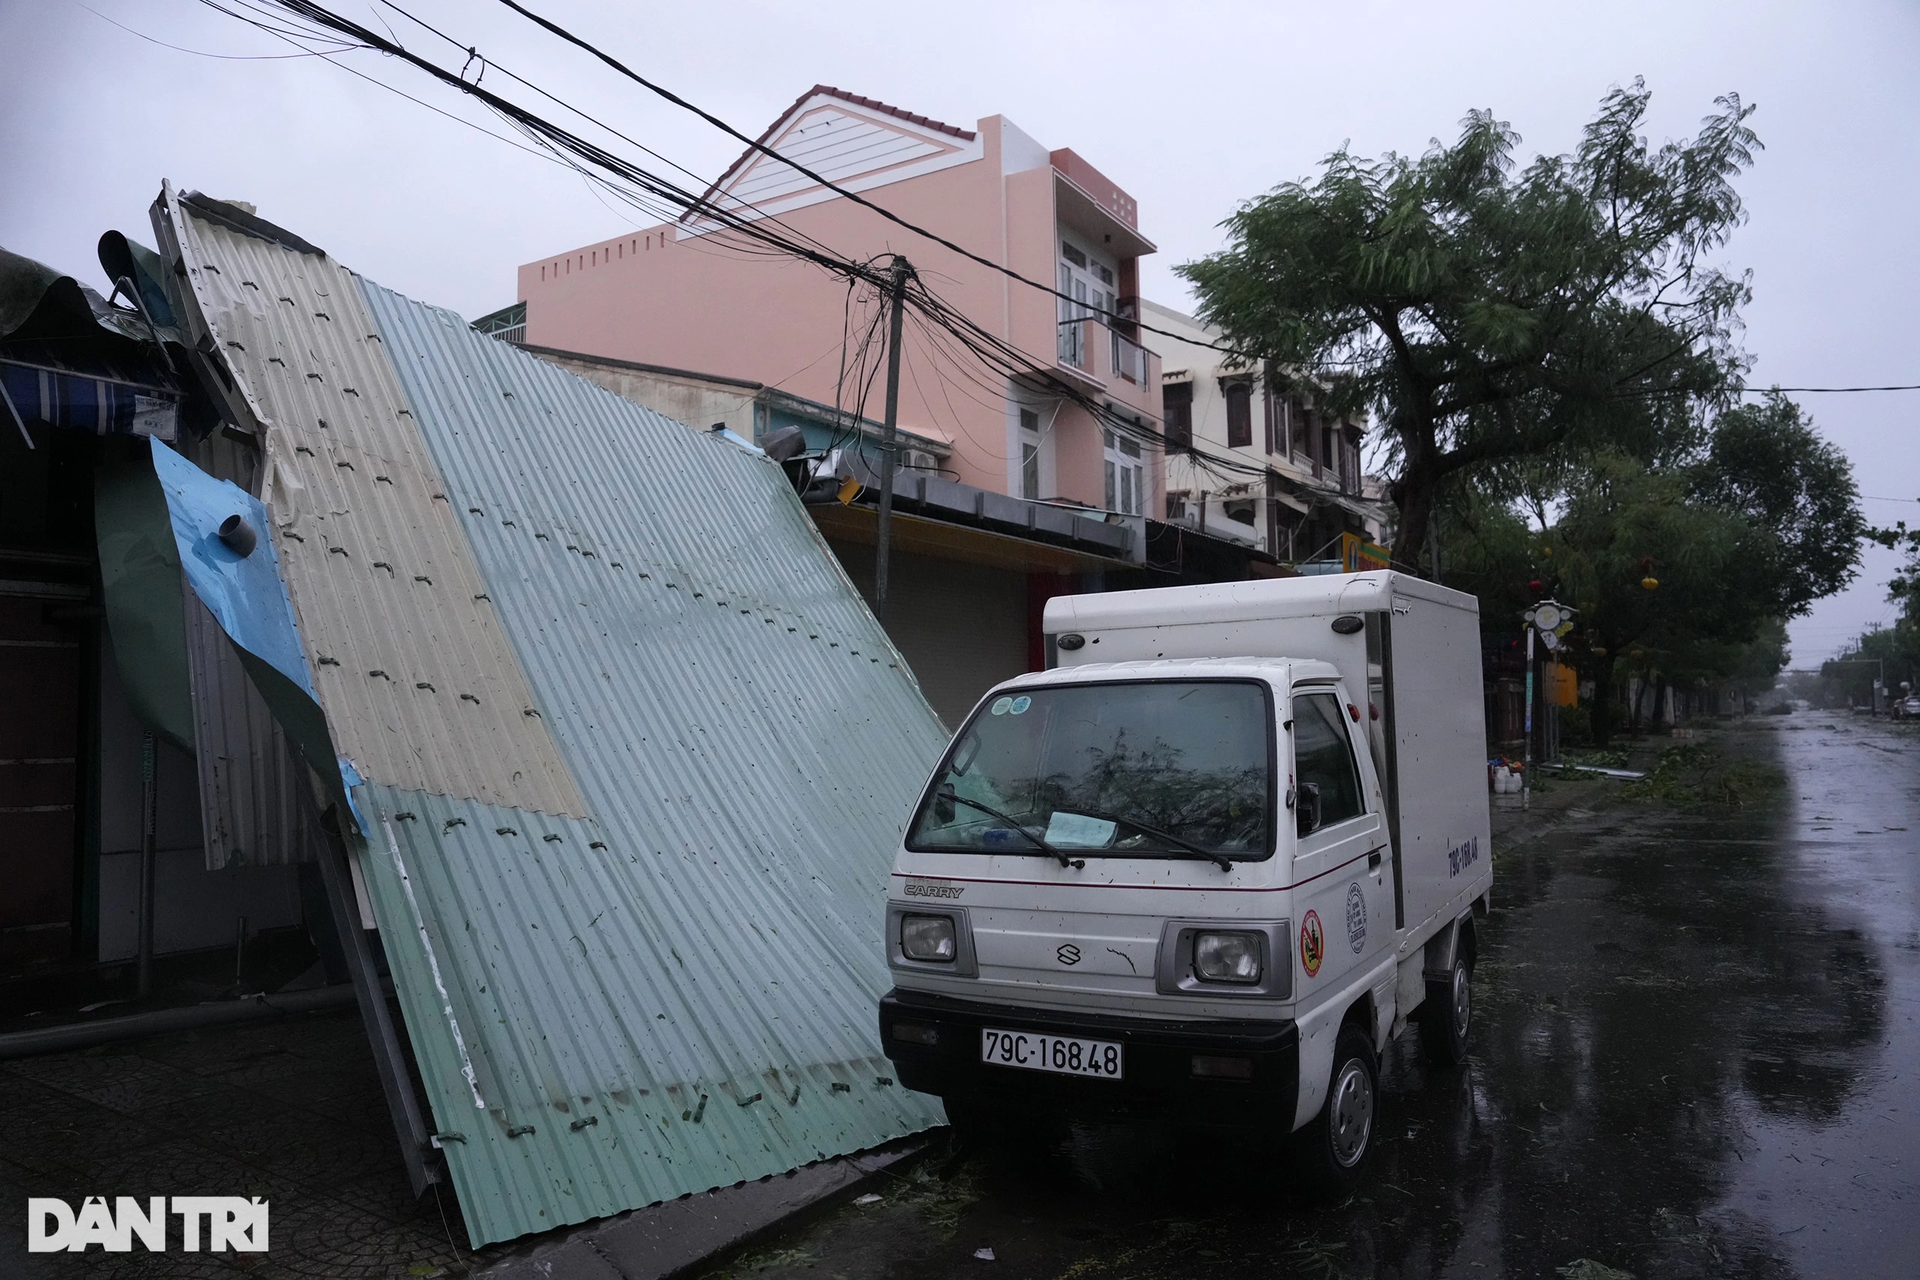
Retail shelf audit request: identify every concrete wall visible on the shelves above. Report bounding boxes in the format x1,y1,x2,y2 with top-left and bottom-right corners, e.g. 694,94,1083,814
528,351,761,441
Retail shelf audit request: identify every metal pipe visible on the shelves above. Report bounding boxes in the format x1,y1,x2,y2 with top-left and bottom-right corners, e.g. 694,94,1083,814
136,732,157,1000
0,984,359,1061
1522,628,1535,811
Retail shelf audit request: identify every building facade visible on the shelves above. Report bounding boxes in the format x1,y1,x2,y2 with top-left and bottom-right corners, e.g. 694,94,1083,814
517,86,1163,522
509,87,1222,721
1142,299,1386,567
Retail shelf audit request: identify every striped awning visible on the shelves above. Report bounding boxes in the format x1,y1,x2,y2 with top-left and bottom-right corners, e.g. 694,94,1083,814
0,356,179,442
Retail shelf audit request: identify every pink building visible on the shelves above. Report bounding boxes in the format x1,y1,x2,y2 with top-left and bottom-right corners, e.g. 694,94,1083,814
517,86,1162,522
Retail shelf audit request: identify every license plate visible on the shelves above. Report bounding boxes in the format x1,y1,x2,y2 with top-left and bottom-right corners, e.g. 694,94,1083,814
980,1027,1123,1079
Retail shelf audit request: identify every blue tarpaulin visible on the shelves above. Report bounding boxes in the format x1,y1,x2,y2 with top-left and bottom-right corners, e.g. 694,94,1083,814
148,438,313,697
147,437,361,828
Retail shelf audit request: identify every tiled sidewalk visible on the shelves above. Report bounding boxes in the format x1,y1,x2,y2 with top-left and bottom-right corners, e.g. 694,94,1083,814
0,1007,500,1278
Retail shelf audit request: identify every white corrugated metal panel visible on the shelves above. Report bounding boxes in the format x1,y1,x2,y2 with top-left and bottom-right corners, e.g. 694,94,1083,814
157,194,949,1246
184,594,310,868
167,196,584,818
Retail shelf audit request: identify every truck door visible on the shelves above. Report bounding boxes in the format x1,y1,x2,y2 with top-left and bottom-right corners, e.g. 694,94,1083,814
1289,685,1393,1015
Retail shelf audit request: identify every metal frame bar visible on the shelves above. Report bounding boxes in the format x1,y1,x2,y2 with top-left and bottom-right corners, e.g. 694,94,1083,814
294,762,440,1196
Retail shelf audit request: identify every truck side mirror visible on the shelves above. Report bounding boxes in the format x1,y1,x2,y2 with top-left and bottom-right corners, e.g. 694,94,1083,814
934,783,956,825
1296,782,1321,838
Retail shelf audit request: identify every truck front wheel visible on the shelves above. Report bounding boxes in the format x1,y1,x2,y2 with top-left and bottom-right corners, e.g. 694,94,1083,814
1293,1023,1377,1199
1420,951,1472,1065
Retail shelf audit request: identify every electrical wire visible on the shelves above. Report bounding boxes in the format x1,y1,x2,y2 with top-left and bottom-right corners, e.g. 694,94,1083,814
477,0,1261,361
73,0,354,57
212,0,1380,523
1746,385,1920,394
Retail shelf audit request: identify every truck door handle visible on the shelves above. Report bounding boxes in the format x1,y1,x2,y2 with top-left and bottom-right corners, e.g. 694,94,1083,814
1367,848,1383,871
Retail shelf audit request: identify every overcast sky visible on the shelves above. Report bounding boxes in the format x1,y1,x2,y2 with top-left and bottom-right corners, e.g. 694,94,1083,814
4,0,1914,665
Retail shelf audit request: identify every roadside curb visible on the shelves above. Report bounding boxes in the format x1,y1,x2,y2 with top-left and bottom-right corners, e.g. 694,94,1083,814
1489,776,1622,850
472,1135,935,1280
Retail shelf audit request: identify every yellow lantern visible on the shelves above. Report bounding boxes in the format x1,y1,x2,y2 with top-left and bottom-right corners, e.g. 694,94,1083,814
1641,576,1659,591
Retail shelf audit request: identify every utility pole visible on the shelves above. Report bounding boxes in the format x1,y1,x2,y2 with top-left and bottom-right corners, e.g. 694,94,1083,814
873,255,910,624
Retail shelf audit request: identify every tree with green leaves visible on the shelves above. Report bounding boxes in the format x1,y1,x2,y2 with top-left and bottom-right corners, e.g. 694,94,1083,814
1435,393,1861,743
1180,80,1758,567
1843,507,1920,701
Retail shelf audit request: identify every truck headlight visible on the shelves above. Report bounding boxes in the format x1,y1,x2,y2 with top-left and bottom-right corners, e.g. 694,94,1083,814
900,914,957,962
1193,931,1262,984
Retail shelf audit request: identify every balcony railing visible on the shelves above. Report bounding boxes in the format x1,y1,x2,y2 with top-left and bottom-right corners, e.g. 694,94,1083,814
1058,317,1090,371
1110,328,1147,384
1054,317,1159,413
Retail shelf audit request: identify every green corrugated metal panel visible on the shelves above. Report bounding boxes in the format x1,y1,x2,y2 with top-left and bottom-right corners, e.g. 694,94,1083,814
354,784,935,1243
163,196,948,1246
352,280,950,1242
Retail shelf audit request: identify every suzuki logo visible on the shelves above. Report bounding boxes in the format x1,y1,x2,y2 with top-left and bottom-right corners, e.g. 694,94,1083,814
1056,943,1081,966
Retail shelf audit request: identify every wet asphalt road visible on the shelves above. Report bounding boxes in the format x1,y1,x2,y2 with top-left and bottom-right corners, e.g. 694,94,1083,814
711,713,1919,1280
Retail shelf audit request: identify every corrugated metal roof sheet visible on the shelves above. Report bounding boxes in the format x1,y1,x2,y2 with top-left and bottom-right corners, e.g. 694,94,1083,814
184,594,310,868
165,192,585,819
163,196,949,1245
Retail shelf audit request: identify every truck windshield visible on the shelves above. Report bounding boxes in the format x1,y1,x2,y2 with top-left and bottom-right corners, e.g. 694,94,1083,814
906,679,1274,861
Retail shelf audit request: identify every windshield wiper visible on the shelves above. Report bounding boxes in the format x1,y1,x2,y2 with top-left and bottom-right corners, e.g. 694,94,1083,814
1068,808,1234,872
942,790,1083,869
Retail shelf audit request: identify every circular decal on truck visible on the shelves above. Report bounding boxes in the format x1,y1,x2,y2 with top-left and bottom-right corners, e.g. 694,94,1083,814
1346,882,1368,954
1299,910,1325,978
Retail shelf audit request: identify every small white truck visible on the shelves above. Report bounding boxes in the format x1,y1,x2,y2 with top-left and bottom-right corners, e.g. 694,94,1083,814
879,571,1493,1190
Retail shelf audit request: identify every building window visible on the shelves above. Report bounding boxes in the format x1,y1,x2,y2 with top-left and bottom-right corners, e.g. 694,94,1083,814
1223,499,1257,527
1163,381,1193,449
1224,379,1253,449
1104,428,1144,516
1019,407,1041,500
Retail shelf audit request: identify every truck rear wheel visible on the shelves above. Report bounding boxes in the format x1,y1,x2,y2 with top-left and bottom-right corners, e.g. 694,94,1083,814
1293,1023,1377,1199
1420,951,1472,1065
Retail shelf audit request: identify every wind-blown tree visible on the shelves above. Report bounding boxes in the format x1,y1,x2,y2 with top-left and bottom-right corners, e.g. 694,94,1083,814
1694,392,1865,617
1546,458,1756,740
1433,392,1862,742
1180,80,1758,567
1848,506,1920,698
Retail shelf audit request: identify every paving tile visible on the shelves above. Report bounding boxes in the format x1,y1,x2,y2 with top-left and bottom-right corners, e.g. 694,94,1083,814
0,1065,74,1114
284,1083,399,1135
249,1063,387,1113
146,1080,287,1134
251,1196,473,1279
12,1051,220,1113
0,1089,172,1177
323,1166,440,1229
202,1112,398,1189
